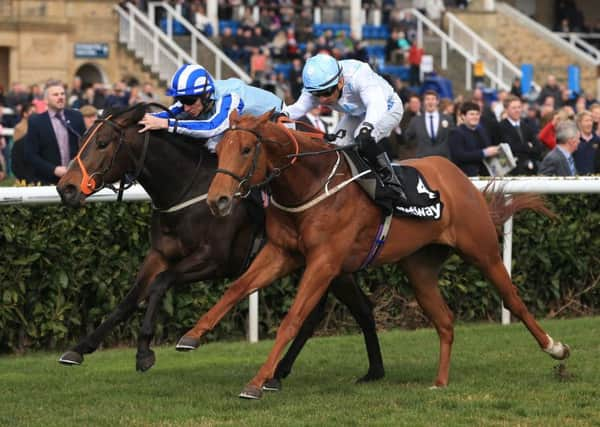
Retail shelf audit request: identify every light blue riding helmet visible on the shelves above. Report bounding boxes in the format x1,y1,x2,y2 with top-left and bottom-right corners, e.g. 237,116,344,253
166,64,215,97
302,54,342,93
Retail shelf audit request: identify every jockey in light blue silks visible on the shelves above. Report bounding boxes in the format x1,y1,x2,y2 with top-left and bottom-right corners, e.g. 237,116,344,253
284,54,407,203
138,64,283,152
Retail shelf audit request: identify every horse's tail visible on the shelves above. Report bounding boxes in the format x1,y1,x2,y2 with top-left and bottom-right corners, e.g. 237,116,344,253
483,182,556,233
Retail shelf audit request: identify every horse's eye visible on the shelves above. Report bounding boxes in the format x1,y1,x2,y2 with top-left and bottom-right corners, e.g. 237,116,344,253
241,146,252,156
97,140,109,149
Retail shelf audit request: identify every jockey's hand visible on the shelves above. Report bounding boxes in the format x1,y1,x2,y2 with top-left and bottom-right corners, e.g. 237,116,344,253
356,125,375,150
271,111,289,123
138,114,168,133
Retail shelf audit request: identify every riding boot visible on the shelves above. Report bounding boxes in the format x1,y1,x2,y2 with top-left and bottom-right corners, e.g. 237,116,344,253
372,151,408,204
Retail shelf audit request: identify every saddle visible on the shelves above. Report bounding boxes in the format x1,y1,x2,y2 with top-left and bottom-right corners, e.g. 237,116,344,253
342,149,444,220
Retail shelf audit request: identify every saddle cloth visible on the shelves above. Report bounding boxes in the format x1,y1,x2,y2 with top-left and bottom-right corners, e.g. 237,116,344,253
342,150,444,220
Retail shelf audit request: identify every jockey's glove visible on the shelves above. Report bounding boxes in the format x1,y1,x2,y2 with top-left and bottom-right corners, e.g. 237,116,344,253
356,123,375,150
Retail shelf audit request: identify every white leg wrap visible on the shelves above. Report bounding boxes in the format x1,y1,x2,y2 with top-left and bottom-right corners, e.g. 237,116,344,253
543,334,565,358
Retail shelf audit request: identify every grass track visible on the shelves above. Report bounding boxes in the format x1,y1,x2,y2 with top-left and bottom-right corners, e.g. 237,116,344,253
2,318,599,426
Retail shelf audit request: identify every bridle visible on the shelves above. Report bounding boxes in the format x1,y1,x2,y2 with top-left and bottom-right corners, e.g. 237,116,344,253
74,103,170,201
214,123,301,198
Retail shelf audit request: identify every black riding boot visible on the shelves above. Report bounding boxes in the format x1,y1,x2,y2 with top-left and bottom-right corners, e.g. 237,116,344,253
371,149,408,204
357,125,408,209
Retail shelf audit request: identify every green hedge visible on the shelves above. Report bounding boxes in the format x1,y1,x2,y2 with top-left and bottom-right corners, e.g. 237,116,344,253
1,195,599,353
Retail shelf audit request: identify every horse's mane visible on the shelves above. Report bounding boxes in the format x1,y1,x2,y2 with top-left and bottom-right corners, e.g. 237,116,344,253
235,113,334,152
103,103,214,160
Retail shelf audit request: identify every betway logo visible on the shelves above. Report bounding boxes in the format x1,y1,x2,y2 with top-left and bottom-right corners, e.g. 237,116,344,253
395,203,442,220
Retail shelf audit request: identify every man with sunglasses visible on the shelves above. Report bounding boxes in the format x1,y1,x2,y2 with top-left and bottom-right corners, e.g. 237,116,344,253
285,54,407,205
138,64,283,152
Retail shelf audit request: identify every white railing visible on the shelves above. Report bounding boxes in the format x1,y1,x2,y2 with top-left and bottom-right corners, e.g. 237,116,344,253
446,11,537,92
115,3,194,83
3,177,600,332
147,1,251,82
407,8,507,92
555,32,600,64
497,2,599,67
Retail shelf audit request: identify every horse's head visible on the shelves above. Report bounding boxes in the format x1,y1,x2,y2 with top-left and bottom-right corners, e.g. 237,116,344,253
208,110,274,217
57,103,148,207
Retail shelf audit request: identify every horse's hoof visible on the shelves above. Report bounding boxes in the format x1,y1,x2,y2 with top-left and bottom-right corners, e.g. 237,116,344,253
136,350,156,372
356,370,385,384
429,380,448,390
175,336,200,351
544,336,571,360
58,351,84,366
550,343,571,361
239,384,263,400
262,378,282,392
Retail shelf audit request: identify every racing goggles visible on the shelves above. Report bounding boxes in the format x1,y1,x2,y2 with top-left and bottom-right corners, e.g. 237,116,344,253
309,85,338,97
175,95,201,106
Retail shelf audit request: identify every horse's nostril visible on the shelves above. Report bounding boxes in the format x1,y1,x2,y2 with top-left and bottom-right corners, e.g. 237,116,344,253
217,196,231,211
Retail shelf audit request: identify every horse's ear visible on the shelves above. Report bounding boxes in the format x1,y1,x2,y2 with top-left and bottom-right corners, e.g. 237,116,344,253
229,109,240,124
258,108,275,125
131,103,148,123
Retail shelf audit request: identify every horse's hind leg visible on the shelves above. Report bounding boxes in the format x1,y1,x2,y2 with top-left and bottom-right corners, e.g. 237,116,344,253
330,274,384,383
59,250,167,366
457,227,570,360
400,245,453,387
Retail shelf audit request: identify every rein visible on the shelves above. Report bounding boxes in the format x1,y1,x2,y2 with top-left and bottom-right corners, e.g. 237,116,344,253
214,123,302,197
216,119,363,211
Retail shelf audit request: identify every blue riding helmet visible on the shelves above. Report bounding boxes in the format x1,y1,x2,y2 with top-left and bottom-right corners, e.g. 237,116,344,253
302,54,342,93
166,64,215,97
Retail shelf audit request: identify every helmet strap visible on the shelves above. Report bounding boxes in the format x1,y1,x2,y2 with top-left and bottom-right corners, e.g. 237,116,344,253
201,93,214,111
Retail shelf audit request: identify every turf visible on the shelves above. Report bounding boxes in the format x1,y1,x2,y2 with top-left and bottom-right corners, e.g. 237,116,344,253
2,317,598,426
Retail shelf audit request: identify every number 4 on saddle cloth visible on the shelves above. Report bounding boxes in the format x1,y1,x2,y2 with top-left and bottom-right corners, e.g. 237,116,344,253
343,149,444,220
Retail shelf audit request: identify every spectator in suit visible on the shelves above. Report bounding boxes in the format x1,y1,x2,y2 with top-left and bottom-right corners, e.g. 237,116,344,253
10,103,36,183
298,106,328,134
405,90,454,159
573,110,600,175
24,80,85,184
495,95,544,175
539,120,580,176
448,101,500,177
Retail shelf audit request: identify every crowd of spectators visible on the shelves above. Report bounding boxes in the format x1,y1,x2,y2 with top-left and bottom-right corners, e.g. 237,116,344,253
392,73,600,177
2,0,599,184
0,77,161,183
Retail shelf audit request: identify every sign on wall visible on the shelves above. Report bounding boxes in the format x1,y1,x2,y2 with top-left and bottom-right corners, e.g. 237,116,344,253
74,43,109,59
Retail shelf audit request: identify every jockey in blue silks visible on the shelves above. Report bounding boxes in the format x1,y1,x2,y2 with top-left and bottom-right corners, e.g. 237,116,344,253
284,54,407,203
138,64,283,152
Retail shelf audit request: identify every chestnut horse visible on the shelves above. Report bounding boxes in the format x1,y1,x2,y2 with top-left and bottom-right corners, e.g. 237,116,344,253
55,103,384,387
178,110,571,399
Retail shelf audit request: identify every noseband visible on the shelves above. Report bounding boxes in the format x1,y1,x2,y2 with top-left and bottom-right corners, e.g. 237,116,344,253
75,116,149,197
215,124,299,198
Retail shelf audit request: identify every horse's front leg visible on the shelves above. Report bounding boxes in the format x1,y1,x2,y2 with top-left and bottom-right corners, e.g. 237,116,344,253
136,247,220,372
240,256,340,399
59,250,167,366
176,242,300,350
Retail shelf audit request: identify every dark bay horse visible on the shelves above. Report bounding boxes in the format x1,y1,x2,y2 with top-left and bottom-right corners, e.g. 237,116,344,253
55,103,384,387
179,110,570,399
